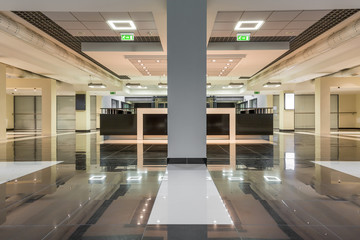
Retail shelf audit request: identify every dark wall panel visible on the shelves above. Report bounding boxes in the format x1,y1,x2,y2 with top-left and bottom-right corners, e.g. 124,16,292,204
216,103,235,108
143,114,167,135
236,114,273,135
134,103,152,108
100,114,137,135
207,114,229,135
75,94,86,110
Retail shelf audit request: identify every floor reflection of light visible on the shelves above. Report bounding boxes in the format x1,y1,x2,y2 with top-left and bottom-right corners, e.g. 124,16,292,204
264,176,281,182
285,152,295,170
89,176,106,181
158,175,168,181
228,177,244,181
127,176,142,181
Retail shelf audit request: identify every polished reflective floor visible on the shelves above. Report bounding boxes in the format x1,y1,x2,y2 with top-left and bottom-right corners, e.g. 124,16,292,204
1,131,360,239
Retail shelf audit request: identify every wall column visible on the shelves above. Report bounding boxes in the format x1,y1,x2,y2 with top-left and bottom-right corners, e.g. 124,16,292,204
167,0,207,160
96,95,102,129
279,91,294,131
0,64,6,140
6,94,14,130
355,94,360,128
42,79,57,136
315,78,330,135
75,91,91,132
266,95,273,108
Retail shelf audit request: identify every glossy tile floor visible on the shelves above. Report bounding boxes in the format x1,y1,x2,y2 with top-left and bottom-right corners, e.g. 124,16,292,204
1,131,360,239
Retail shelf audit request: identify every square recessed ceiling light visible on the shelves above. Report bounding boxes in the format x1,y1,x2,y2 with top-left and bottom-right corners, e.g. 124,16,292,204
107,20,136,30
235,21,264,31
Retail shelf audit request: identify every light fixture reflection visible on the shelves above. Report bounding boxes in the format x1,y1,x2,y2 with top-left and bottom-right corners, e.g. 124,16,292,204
127,176,142,181
285,152,295,170
264,176,281,182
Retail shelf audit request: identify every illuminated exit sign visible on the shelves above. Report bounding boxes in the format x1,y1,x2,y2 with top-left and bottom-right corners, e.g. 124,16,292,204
237,33,250,41
121,33,134,41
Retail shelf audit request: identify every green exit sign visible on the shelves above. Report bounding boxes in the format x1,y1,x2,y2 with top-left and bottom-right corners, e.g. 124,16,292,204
110,91,116,95
254,91,260,94
237,33,250,41
121,33,134,41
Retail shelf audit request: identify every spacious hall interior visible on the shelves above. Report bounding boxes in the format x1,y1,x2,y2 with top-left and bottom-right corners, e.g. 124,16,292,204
1,0,360,239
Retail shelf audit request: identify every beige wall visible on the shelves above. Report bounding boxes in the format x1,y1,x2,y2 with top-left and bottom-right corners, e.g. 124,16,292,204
339,94,356,128
6,94,14,129
356,95,360,128
279,92,294,131
7,78,57,135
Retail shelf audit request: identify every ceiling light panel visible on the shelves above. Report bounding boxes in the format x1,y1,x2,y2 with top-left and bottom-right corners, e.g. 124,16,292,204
234,20,264,31
107,20,137,30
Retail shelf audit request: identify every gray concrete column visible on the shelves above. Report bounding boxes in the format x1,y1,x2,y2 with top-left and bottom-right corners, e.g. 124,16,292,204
0,64,6,140
315,78,330,135
167,0,207,159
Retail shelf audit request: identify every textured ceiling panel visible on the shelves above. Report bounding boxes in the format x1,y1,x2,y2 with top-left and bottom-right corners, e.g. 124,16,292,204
12,11,161,80
210,9,360,79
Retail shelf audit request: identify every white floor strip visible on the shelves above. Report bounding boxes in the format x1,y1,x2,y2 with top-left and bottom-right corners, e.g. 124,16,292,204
312,161,360,179
148,164,233,225
0,161,63,184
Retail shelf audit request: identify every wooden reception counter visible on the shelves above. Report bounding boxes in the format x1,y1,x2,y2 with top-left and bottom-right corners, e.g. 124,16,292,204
100,108,273,139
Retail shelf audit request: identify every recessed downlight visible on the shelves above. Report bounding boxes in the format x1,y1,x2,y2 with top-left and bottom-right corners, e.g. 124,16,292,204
234,21,264,31
107,20,136,30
